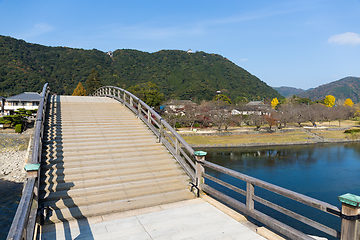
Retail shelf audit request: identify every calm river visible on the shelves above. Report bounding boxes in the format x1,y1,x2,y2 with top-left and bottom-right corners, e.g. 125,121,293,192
0,180,22,240
200,142,360,240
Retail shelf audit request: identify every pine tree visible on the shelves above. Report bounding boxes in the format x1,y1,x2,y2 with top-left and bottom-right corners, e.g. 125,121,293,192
72,82,87,96
85,69,102,94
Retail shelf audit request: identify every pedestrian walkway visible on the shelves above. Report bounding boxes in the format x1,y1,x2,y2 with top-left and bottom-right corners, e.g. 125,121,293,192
40,197,267,240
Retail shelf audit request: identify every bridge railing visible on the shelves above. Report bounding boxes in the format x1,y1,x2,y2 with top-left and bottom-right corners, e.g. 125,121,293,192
94,86,359,240
7,83,51,240
93,86,196,182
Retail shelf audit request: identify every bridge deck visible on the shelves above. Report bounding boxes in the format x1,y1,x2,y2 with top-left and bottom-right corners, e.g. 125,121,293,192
38,96,267,240
40,197,266,240
40,96,194,225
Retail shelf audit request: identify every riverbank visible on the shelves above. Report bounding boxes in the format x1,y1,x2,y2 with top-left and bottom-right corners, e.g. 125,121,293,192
179,120,360,148
0,127,34,183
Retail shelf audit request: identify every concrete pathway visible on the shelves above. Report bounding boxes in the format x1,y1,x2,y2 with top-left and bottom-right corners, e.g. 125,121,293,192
40,197,267,240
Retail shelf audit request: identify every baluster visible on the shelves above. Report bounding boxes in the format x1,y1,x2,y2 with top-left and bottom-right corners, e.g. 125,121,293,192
175,138,180,155
246,182,255,210
147,109,151,123
137,101,141,117
159,119,163,143
123,92,126,105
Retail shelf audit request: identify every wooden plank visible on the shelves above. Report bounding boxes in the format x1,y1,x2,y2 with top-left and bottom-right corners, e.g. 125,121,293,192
203,173,246,196
201,184,316,240
253,195,340,238
202,160,340,214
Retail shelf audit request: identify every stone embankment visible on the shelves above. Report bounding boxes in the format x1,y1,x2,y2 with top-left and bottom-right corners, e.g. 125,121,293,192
0,128,33,183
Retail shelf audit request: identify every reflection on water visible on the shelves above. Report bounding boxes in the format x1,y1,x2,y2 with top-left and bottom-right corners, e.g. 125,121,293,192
0,179,23,240
200,143,360,239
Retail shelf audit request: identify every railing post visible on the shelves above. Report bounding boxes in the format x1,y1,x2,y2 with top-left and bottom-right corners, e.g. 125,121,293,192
123,92,126,105
175,138,180,155
137,100,141,117
246,182,255,210
147,109,151,123
194,151,207,194
339,193,360,240
159,119,163,143
130,96,133,108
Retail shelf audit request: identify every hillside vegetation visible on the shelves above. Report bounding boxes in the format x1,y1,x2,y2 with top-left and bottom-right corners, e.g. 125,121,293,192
273,86,306,98
298,77,360,103
0,35,282,101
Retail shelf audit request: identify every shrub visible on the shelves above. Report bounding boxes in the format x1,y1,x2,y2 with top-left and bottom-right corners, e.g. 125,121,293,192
194,123,200,128
175,122,181,129
15,124,22,133
344,129,360,134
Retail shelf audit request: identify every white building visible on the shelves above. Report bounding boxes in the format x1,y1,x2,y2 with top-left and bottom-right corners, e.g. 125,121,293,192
4,92,41,115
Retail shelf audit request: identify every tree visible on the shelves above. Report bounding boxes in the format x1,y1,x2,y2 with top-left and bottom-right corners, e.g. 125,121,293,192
72,82,87,96
85,69,102,94
343,98,354,107
271,98,279,109
213,94,232,105
128,82,165,107
324,95,335,108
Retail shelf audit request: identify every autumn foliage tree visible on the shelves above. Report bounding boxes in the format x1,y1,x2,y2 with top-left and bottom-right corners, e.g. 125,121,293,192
343,98,354,107
72,82,87,96
271,98,279,109
324,95,336,108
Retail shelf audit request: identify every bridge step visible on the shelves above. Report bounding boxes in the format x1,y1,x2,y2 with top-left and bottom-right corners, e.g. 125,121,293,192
40,96,194,224
46,189,193,223
42,179,189,209
40,169,185,194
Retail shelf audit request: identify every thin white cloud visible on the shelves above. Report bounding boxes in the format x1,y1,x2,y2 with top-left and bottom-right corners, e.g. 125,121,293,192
328,32,360,46
26,23,54,37
240,58,248,62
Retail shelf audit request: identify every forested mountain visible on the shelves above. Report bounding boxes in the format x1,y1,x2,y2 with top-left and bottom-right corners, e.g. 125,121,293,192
0,35,282,101
273,86,306,98
298,77,360,103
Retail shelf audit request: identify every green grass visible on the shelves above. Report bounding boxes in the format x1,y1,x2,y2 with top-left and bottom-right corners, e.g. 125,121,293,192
182,130,311,145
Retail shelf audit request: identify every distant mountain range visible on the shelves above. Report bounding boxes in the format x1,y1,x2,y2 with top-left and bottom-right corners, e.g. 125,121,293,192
273,86,306,98
0,35,282,102
274,76,360,103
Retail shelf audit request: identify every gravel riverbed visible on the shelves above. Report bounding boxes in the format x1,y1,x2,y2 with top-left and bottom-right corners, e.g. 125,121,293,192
0,129,33,183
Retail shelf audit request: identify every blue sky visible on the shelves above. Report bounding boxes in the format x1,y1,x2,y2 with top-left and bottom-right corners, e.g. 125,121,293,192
1,0,360,90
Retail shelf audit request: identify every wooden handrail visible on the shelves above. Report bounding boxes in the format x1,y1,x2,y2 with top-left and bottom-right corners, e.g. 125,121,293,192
7,83,50,240
200,160,342,239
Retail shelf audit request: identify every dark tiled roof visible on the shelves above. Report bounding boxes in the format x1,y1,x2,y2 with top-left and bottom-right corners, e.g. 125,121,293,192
6,92,41,102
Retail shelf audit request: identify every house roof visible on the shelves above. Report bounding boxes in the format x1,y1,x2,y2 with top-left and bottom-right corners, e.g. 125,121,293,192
246,101,264,106
6,92,41,102
166,100,194,105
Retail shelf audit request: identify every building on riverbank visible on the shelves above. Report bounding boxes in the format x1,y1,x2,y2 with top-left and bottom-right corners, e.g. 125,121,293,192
3,92,41,115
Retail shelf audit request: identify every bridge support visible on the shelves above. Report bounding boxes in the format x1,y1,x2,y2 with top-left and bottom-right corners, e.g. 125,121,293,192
338,193,360,240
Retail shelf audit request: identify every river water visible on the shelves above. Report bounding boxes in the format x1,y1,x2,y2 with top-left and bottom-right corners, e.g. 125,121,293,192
0,180,23,240
200,143,360,239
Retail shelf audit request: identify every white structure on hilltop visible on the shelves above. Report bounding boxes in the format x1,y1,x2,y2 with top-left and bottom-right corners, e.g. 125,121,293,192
107,51,113,58
186,49,194,53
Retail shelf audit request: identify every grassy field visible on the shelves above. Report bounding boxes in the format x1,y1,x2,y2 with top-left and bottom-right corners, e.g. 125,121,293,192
182,130,312,145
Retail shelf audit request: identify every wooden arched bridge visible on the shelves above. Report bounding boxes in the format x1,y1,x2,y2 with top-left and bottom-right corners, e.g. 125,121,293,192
7,84,360,240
